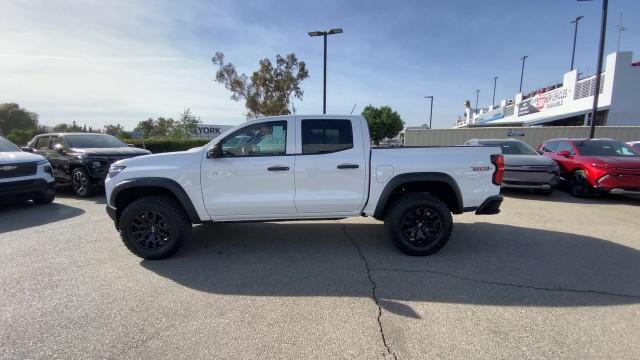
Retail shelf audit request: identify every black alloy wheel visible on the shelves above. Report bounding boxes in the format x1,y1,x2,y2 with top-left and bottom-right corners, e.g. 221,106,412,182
400,207,443,249
71,167,93,197
130,211,171,251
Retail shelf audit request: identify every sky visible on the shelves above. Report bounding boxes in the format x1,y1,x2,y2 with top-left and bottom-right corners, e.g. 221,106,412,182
1,0,639,130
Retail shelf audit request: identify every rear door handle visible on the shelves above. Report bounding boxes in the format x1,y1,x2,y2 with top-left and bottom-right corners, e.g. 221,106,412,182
268,166,290,171
337,164,359,169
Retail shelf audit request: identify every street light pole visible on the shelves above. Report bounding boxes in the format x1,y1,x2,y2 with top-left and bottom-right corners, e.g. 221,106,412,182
570,16,584,70
308,28,343,114
519,56,528,94
424,96,433,129
588,0,608,138
492,76,498,107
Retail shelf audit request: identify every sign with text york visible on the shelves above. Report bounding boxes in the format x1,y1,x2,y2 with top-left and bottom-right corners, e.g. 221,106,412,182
191,124,234,139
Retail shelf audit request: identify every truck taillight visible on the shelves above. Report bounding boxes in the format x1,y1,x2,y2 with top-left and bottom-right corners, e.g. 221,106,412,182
490,154,504,186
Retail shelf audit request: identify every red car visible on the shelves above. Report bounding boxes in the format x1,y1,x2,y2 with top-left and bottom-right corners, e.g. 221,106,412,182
538,138,640,197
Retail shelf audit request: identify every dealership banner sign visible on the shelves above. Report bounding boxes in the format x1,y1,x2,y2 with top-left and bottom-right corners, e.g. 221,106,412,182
518,88,570,116
191,124,234,139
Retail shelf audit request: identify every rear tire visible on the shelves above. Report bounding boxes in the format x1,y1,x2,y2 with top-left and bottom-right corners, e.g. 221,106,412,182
568,170,592,198
384,193,453,256
71,167,94,197
118,195,192,259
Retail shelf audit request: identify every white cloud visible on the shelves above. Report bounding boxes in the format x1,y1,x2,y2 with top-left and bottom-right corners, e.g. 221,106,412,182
0,0,247,129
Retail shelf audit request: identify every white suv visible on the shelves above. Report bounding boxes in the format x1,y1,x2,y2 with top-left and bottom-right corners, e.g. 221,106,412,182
0,136,55,204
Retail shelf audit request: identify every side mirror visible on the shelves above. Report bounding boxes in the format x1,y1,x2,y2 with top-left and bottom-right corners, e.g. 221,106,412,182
20,147,34,153
537,150,544,155
557,150,571,157
207,144,223,159
126,144,135,147
53,143,65,154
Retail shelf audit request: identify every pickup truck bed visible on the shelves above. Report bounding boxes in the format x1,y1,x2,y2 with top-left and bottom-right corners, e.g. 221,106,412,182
105,115,503,259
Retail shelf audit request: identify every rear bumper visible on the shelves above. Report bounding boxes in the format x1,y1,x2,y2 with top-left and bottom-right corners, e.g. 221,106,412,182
0,178,55,199
475,195,503,215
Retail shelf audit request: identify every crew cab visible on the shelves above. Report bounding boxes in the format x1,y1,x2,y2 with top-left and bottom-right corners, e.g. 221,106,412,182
24,133,150,197
105,115,504,259
539,138,640,197
0,136,55,204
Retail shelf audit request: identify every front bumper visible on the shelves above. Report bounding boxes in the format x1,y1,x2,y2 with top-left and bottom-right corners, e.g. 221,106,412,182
106,204,117,226
475,195,503,215
0,179,55,199
502,170,558,190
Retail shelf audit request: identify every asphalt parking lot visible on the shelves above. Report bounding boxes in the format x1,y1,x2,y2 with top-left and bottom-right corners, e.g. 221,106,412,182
1,190,640,359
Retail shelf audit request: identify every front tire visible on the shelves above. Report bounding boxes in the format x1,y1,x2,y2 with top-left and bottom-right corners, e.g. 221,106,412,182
568,170,592,198
33,189,55,204
384,193,453,256
118,196,192,259
71,167,94,197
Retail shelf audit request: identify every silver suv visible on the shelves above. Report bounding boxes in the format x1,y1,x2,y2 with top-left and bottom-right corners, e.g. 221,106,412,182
0,136,55,204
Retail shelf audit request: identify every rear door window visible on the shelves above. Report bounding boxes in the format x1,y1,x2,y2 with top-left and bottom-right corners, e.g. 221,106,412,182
301,119,353,154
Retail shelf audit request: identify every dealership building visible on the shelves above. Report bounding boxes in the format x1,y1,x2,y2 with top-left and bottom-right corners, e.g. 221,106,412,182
455,51,640,128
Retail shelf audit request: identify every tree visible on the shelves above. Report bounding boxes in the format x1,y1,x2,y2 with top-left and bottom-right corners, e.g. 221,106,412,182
212,51,309,118
134,118,156,138
6,129,33,146
170,108,200,139
104,124,125,136
0,103,38,136
361,105,405,145
52,121,83,133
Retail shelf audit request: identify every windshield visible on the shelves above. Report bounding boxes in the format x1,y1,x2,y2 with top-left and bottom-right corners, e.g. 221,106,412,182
576,140,640,157
479,140,538,155
65,134,126,148
0,137,21,152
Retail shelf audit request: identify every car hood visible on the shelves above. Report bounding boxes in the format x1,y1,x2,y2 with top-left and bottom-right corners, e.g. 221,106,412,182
582,156,640,168
114,148,201,168
69,147,151,157
504,154,556,167
0,151,47,164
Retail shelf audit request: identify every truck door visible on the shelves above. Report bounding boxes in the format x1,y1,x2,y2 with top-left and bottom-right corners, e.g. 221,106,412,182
293,118,367,214
200,119,297,217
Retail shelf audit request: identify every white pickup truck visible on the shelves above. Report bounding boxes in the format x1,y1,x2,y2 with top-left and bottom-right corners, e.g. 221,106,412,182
105,115,504,259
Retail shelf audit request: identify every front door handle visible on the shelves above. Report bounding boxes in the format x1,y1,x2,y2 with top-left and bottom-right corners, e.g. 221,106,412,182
268,166,290,171
337,164,359,169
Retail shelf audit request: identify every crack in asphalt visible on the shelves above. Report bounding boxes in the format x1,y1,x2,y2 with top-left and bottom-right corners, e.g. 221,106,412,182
340,224,398,360
370,267,640,300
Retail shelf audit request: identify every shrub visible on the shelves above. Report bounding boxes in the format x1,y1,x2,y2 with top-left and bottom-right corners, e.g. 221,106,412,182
7,128,34,146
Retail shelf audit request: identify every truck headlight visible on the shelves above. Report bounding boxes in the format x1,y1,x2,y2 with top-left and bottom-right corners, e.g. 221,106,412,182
107,165,126,178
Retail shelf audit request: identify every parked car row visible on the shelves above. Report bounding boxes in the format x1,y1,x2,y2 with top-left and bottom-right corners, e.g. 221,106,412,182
0,133,150,204
465,137,640,198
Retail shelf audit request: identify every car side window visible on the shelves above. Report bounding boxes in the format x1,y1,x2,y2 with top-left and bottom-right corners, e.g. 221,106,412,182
35,136,51,150
51,136,64,149
301,119,353,154
555,142,575,155
541,142,558,152
219,121,287,157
